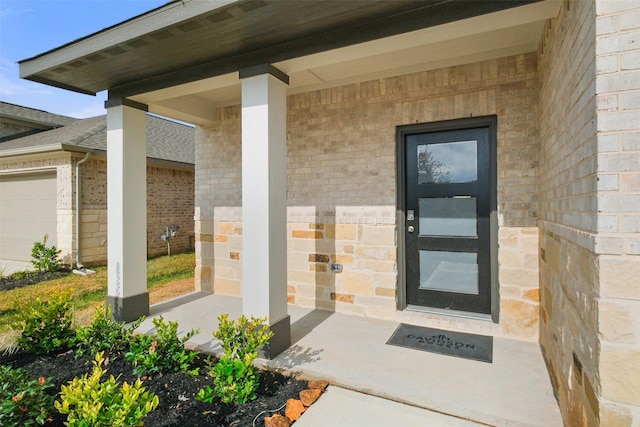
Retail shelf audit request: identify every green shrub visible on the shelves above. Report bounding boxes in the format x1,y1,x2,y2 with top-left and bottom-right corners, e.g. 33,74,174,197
214,314,274,361
75,304,143,358
12,270,29,280
125,316,199,376
14,289,75,354
0,366,55,426
56,352,159,427
196,314,273,405
197,355,261,405
31,234,61,273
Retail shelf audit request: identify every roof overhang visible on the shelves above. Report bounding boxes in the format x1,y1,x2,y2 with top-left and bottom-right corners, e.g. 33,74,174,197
0,144,193,170
19,0,561,125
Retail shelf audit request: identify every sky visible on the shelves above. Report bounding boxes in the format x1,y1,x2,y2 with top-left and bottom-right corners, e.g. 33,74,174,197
0,0,167,118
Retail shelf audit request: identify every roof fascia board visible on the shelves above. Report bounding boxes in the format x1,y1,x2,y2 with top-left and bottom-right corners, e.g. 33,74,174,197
0,115,59,129
0,143,66,158
147,158,194,170
0,143,98,158
0,145,193,169
19,0,237,80
25,75,98,96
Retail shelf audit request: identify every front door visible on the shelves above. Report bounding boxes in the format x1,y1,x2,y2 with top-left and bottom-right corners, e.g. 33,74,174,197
398,117,496,315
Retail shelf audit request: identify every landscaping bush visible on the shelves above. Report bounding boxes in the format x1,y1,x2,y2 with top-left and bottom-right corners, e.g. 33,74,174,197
0,366,54,427
56,352,159,427
14,289,75,354
75,304,143,358
197,314,273,404
31,235,61,273
125,316,199,376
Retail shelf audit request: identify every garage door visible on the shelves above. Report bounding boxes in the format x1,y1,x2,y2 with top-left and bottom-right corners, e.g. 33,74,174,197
0,172,57,275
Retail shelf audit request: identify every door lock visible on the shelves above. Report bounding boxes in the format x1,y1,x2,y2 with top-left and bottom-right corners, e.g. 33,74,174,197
407,225,415,233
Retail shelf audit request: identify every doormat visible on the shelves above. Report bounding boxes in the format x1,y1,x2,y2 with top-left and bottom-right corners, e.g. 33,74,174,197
386,324,493,363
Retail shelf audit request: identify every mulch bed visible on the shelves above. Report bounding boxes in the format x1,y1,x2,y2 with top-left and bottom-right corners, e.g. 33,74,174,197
1,349,309,426
0,269,71,292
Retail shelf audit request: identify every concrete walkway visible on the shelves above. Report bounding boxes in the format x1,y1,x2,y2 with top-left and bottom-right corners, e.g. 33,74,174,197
137,292,563,426
296,386,484,426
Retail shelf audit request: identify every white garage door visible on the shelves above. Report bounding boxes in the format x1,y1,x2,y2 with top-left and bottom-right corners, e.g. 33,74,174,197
0,172,57,275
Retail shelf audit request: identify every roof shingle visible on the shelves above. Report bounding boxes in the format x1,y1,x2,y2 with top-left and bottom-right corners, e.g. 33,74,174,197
0,113,194,164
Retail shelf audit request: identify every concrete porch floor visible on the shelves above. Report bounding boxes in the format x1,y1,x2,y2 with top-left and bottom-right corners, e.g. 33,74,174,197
136,292,563,426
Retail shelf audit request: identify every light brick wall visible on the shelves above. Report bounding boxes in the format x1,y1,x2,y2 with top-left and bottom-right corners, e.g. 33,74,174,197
595,0,640,424
1,154,194,268
194,108,241,292
538,1,600,425
539,0,640,425
196,52,541,338
80,158,195,264
77,157,107,265
147,165,195,257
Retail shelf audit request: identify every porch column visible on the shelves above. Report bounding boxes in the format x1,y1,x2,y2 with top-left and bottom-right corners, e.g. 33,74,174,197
105,98,149,322
240,65,290,358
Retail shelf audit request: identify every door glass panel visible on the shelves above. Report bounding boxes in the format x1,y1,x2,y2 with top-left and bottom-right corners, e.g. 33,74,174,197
417,140,477,184
419,250,478,295
419,197,477,237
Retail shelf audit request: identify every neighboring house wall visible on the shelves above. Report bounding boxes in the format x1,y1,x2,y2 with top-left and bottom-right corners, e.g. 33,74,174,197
78,157,107,265
147,165,195,258
0,154,194,270
539,0,640,425
0,154,75,270
79,158,195,265
196,51,541,339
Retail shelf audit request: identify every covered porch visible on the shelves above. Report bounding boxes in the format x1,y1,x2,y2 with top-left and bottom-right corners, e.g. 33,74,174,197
20,0,640,424
19,0,564,353
136,292,562,426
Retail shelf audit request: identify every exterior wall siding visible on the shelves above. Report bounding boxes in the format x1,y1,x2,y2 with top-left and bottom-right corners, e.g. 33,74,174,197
594,0,640,424
194,109,241,292
146,165,195,257
0,154,75,265
538,1,600,425
539,0,640,425
1,154,194,268
80,158,195,264
195,51,541,339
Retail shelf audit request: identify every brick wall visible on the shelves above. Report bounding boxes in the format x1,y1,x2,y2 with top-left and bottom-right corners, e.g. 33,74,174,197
80,158,195,264
147,165,195,257
538,1,600,424
77,157,107,265
594,0,640,424
1,154,194,268
539,0,640,425
194,108,241,292
196,51,541,338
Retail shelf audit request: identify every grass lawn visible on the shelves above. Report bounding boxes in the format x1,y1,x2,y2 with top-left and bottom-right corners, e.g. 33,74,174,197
0,251,195,348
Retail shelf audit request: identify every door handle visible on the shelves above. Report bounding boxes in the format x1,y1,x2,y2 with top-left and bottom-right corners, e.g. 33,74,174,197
407,225,415,233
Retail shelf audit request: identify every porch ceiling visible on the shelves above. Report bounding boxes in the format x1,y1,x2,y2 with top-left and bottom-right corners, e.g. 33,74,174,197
19,0,561,125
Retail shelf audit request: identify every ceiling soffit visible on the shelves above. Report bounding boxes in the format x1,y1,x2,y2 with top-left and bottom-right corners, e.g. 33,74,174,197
19,0,541,97
131,1,560,125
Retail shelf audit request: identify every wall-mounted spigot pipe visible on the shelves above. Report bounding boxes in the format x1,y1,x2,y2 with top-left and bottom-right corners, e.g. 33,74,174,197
75,152,92,270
